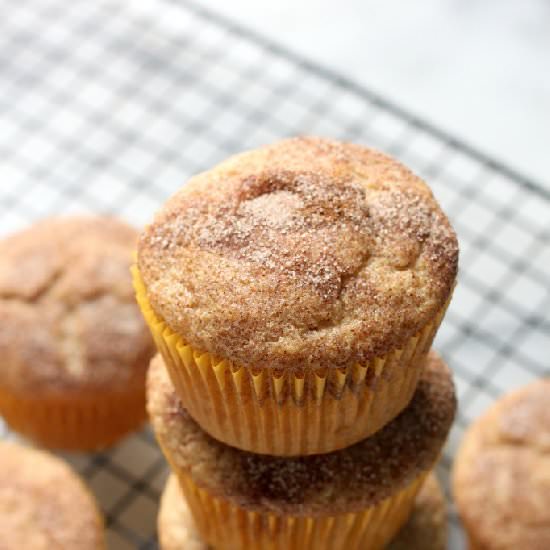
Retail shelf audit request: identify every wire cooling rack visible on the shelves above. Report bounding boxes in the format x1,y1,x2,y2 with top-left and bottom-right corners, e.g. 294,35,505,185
1,1,549,548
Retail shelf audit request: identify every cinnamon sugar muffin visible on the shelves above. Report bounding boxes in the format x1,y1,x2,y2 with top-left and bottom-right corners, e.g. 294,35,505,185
158,473,447,550
453,379,550,550
135,136,458,455
0,441,105,549
0,217,155,450
148,350,456,550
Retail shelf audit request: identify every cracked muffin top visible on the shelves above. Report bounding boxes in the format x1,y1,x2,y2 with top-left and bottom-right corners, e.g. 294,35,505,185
0,216,155,394
453,379,550,550
138,137,458,370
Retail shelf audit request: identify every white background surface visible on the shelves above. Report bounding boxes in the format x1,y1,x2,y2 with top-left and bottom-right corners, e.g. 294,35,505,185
202,0,550,188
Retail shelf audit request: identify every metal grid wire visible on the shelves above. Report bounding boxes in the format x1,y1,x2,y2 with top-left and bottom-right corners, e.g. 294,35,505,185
1,0,549,548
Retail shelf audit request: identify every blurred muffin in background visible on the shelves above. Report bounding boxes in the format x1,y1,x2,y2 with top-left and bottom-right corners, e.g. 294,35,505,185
0,440,105,549
453,379,550,550
158,472,447,550
0,216,155,450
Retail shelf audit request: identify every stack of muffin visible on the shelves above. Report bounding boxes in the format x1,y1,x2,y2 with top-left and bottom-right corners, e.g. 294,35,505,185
133,137,459,549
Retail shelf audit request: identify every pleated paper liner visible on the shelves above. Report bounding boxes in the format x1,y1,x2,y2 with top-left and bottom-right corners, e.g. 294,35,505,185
158,473,446,550
0,385,146,450
174,468,426,550
133,266,449,455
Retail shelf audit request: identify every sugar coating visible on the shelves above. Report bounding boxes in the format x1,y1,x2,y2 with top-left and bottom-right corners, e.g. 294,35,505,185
0,441,104,549
453,380,550,550
138,137,458,370
147,351,456,516
0,216,155,394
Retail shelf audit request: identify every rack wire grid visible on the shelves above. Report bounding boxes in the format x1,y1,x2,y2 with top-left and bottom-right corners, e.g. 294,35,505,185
1,0,549,548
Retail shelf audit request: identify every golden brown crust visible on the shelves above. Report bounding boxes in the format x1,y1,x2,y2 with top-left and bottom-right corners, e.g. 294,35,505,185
138,137,458,370
148,350,455,515
158,473,446,550
0,441,105,549
388,473,447,550
0,216,155,394
453,379,550,550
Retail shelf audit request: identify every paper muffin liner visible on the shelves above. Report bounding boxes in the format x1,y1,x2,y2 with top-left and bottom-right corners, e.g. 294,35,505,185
159,473,445,550
133,266,449,455
173,467,426,550
0,385,146,451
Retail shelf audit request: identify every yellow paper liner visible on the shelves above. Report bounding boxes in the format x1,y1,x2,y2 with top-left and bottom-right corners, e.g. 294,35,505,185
0,385,146,451
159,472,447,550
133,266,449,455
173,467,426,550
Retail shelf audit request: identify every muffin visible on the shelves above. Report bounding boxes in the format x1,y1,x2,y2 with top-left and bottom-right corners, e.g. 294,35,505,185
453,379,550,550
148,350,456,550
158,473,447,550
135,136,458,455
0,216,155,450
0,441,105,549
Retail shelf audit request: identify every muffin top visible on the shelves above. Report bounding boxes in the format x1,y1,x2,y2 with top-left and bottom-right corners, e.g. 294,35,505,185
0,441,104,549
388,474,447,550
148,350,456,516
138,137,458,370
158,472,447,550
0,216,154,394
453,380,550,550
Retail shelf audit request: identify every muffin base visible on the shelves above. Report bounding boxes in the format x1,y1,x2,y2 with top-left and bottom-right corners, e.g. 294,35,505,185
175,468,425,550
0,386,146,451
134,266,449,456
158,473,446,550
